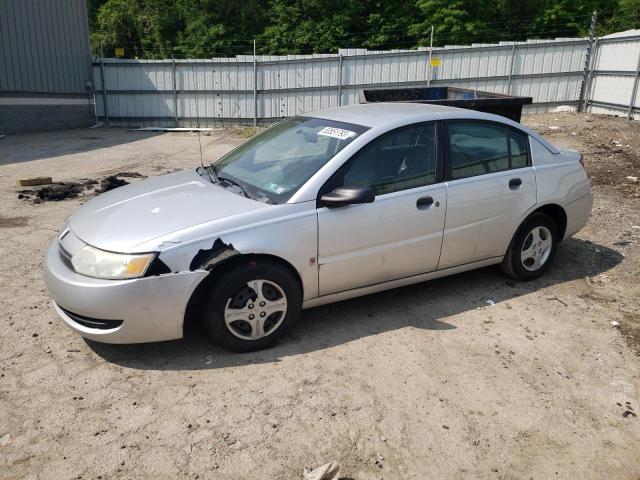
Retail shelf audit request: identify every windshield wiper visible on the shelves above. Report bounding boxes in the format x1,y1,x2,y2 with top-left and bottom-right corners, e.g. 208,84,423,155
206,164,219,183
218,174,255,200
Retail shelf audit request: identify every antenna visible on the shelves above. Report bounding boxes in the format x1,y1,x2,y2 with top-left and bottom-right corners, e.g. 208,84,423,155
190,62,205,170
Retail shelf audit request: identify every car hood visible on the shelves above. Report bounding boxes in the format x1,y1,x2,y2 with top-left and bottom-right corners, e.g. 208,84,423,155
70,170,268,252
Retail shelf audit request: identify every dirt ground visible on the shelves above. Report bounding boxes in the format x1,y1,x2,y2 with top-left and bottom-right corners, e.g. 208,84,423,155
0,112,639,479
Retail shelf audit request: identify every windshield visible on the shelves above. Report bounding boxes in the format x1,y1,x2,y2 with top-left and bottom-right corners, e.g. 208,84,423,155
212,116,368,203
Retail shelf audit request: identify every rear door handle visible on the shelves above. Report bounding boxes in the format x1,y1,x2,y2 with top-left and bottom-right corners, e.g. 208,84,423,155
509,178,523,189
416,196,434,209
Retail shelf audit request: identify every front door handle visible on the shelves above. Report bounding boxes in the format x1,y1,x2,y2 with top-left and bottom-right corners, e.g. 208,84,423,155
416,196,434,209
509,178,523,189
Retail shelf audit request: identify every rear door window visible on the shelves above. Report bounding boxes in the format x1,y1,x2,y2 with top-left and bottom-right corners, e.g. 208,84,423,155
446,122,529,180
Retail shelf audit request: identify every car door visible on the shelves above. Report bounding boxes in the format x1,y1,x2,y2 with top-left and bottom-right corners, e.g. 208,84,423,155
438,121,536,270
317,122,447,296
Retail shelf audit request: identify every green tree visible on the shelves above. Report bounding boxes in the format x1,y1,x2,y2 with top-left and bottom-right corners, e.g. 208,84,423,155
258,0,361,54
608,0,640,31
531,0,618,38
409,0,500,46
90,0,179,58
172,0,268,57
86,0,639,58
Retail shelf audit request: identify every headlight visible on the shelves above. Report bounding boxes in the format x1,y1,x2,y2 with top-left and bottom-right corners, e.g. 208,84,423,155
71,245,155,279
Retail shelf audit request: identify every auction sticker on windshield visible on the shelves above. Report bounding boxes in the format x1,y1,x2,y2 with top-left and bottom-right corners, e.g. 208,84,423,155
318,126,356,140
263,182,291,195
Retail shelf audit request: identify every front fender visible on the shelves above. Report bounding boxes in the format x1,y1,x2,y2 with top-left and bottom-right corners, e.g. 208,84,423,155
151,205,319,301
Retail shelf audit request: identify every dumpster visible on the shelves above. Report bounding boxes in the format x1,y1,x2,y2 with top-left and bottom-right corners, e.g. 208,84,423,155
360,86,533,122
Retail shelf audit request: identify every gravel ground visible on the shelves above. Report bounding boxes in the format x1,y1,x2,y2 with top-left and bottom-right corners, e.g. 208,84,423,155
0,113,639,479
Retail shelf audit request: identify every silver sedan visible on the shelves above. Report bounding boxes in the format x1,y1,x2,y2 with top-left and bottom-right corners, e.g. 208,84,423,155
44,103,592,351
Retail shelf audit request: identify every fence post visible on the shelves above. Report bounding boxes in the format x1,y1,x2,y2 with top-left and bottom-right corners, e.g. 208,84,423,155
427,26,434,87
507,43,517,94
99,57,109,125
337,53,343,106
584,38,599,110
172,58,179,126
253,39,258,127
578,11,597,112
628,49,640,120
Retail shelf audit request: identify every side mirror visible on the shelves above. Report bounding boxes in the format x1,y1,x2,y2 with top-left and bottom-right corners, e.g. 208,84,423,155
321,186,375,208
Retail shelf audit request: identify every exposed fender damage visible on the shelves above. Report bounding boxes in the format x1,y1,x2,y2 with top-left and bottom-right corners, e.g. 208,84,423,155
189,238,240,271
144,256,172,276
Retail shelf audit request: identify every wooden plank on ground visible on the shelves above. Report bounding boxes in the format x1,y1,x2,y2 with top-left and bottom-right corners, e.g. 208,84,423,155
16,177,53,187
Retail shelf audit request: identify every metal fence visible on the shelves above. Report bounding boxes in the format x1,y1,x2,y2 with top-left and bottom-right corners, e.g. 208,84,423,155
92,31,640,126
587,33,640,119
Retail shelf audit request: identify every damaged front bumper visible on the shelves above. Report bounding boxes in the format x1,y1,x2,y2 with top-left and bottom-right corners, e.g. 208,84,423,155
43,241,208,343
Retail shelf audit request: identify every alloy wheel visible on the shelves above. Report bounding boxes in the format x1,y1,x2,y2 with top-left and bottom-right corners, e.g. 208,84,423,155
223,279,288,340
520,226,553,272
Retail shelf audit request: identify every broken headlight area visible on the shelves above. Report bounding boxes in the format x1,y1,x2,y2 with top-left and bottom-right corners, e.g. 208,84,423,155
70,245,156,280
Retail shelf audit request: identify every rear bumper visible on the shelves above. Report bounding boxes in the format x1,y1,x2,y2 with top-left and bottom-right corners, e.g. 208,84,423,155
43,241,208,343
564,192,593,239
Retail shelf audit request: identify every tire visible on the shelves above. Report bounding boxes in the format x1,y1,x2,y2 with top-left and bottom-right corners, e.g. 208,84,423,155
500,212,559,281
202,259,302,352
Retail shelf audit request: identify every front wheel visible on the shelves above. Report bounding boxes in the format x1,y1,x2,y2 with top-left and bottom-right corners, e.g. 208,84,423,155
202,260,302,352
501,212,558,280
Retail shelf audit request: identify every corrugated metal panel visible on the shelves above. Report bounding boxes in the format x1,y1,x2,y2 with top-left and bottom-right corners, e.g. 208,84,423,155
588,36,640,115
0,0,92,94
590,75,635,105
594,39,640,71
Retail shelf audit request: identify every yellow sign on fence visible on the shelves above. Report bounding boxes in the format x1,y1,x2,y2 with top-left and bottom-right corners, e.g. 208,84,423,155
430,58,442,67
115,47,125,58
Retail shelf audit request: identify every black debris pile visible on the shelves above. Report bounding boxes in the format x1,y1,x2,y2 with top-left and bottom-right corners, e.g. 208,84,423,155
18,182,85,202
115,171,146,178
97,175,129,193
17,172,146,202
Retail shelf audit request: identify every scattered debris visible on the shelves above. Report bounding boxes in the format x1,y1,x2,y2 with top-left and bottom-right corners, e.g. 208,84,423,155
132,127,213,132
0,433,10,447
485,299,496,306
626,176,638,183
614,240,632,246
548,126,560,130
97,175,129,193
623,410,637,418
114,171,146,178
303,461,340,480
16,176,53,187
552,105,573,113
0,215,29,228
547,296,568,307
611,321,620,328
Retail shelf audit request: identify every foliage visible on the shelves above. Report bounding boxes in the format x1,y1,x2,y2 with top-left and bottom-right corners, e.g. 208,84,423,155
87,0,640,58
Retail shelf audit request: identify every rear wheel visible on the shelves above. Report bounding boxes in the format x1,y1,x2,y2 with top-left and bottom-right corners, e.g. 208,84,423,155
202,260,302,352
501,212,558,280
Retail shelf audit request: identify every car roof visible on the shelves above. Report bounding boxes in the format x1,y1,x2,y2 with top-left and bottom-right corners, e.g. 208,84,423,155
309,102,457,127
308,102,560,154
